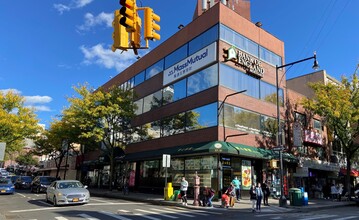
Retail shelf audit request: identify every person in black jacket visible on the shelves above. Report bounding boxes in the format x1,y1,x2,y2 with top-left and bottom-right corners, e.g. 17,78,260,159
262,181,270,206
249,183,257,212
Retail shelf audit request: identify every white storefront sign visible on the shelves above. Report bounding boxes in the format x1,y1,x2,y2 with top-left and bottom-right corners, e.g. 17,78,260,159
163,42,217,86
162,154,171,168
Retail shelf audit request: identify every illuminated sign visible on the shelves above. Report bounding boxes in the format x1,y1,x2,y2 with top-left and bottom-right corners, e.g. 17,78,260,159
223,46,264,78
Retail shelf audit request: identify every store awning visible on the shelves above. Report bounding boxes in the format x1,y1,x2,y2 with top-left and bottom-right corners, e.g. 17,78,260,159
340,168,359,177
266,150,298,163
124,141,271,161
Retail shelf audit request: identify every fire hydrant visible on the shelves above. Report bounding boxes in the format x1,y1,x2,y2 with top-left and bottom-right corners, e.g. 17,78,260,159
193,171,200,206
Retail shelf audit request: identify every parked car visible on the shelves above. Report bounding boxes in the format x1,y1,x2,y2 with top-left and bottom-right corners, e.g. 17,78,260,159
10,175,19,184
31,176,57,193
14,176,33,189
46,180,90,206
0,168,9,177
0,178,15,194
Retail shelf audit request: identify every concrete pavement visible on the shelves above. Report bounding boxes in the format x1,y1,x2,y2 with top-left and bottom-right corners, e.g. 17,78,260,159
89,188,357,213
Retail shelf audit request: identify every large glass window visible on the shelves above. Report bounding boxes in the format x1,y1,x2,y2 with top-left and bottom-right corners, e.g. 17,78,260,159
134,71,145,86
187,64,218,96
260,81,280,105
161,112,186,137
143,121,161,140
220,64,260,99
143,90,163,113
189,24,219,55
295,112,306,127
259,46,282,67
164,44,188,69
145,59,164,80
313,119,322,131
162,79,186,105
134,98,143,115
186,103,217,131
260,115,276,137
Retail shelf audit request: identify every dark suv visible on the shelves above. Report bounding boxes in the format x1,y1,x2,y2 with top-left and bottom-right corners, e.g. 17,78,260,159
31,176,57,193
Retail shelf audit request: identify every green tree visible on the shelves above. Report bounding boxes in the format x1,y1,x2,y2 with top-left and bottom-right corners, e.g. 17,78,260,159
302,73,359,196
63,84,140,191
0,90,41,161
15,153,39,166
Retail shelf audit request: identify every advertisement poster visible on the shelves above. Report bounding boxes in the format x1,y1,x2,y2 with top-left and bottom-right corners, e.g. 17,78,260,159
241,160,252,190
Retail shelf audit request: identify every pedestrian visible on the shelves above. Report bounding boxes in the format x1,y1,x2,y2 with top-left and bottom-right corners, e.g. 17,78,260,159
207,187,215,207
262,181,270,206
249,183,257,212
256,182,263,212
180,176,188,206
225,183,236,207
201,186,208,207
231,176,241,201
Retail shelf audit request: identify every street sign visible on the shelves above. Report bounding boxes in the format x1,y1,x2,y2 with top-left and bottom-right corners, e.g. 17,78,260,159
0,143,6,161
162,154,170,168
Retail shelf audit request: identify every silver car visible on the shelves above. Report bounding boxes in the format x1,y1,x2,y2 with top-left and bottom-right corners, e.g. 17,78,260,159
46,180,90,206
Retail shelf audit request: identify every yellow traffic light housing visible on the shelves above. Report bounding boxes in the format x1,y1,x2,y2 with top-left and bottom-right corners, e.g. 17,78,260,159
112,10,129,52
119,0,137,32
144,7,160,41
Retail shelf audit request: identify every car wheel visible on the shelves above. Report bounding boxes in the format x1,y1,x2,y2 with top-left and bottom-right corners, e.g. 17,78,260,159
53,196,58,207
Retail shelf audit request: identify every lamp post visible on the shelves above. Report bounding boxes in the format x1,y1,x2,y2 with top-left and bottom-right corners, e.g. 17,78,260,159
276,52,319,207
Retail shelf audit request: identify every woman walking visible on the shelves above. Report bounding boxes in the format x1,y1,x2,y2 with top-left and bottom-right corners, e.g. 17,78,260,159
249,184,257,212
256,182,263,212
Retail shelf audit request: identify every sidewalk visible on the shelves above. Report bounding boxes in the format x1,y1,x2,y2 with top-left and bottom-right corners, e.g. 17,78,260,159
89,188,356,213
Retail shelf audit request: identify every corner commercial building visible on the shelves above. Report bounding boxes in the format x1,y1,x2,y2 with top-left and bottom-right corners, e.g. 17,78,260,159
88,0,335,198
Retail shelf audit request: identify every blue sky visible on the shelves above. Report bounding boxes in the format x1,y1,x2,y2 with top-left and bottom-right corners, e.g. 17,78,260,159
1,0,358,129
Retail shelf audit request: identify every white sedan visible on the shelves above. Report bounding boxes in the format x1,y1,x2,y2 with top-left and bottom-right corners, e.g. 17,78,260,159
46,180,90,206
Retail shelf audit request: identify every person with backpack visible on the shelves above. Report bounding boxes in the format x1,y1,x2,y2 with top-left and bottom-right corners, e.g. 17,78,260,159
249,183,257,212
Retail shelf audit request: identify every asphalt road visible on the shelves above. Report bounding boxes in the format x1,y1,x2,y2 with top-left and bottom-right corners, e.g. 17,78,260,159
1,190,358,220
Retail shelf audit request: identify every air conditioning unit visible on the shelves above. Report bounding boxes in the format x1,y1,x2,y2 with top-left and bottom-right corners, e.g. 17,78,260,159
269,160,278,169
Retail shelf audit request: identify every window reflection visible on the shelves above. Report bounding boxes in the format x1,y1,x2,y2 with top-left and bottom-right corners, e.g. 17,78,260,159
146,59,164,80
143,121,161,140
165,44,188,69
187,64,218,96
135,71,145,86
189,24,219,55
143,90,162,113
161,112,186,137
187,103,217,131
134,99,143,115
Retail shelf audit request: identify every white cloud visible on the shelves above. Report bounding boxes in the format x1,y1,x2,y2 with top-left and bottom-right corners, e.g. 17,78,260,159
24,95,52,104
77,12,113,32
1,89,52,112
54,0,94,14
80,43,142,72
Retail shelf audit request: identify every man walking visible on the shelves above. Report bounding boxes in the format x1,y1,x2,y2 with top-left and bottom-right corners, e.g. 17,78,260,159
256,182,263,212
232,176,241,201
180,177,188,206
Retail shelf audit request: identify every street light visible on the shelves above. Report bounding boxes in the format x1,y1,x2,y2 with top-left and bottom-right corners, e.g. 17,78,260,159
276,52,319,207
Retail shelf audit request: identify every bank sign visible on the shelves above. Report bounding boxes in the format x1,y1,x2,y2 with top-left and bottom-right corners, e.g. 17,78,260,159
163,42,217,86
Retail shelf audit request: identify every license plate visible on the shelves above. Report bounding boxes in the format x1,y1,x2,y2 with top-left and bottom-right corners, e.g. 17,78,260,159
1,190,5,193
72,198,79,202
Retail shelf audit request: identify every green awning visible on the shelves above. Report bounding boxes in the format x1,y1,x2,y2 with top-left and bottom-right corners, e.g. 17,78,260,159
266,150,298,163
124,141,272,161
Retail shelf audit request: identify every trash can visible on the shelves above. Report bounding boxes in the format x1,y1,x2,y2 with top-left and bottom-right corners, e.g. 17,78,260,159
289,188,303,206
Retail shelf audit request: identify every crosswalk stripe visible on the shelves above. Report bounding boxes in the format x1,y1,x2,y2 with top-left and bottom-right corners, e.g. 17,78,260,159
100,211,132,220
335,217,359,220
175,207,221,215
162,208,209,216
298,214,338,220
55,217,68,220
149,208,195,217
135,209,178,219
77,213,100,220
133,213,161,220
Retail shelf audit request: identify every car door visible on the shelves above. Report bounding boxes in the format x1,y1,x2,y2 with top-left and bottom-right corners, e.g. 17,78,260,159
47,181,56,199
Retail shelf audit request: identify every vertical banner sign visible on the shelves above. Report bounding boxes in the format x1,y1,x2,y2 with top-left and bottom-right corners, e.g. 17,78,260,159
293,122,302,147
0,143,6,161
241,160,252,190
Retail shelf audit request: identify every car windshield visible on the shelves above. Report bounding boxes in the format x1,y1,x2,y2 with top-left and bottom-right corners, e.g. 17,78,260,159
58,182,83,189
0,179,11,184
40,177,56,183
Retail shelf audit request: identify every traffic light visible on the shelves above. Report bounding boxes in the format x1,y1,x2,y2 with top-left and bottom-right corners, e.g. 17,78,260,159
112,10,129,52
119,0,137,32
144,7,160,41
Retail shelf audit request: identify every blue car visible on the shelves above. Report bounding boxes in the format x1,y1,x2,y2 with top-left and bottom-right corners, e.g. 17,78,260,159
0,178,15,194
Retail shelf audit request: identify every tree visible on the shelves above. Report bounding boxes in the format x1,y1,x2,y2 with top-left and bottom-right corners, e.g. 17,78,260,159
0,90,41,161
63,84,140,191
15,153,38,166
302,73,359,197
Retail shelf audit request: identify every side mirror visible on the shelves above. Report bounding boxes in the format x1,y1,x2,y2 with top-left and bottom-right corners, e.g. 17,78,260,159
84,185,88,189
